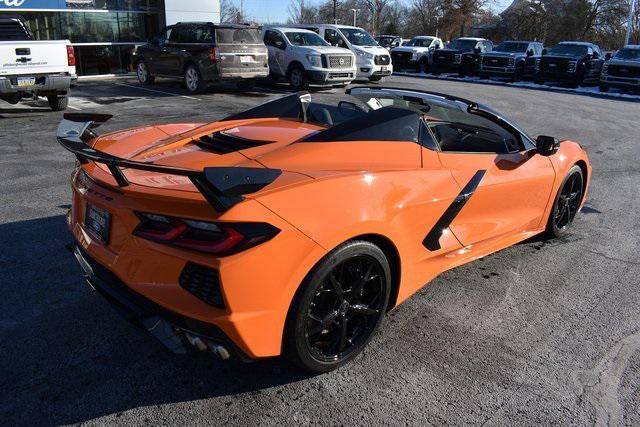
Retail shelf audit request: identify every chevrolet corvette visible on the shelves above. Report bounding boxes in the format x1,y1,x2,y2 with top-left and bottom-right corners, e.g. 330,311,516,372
58,87,591,372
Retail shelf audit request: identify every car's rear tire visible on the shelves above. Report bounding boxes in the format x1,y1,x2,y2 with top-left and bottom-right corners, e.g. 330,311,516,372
545,165,584,238
288,65,308,90
184,64,206,94
283,240,391,373
47,95,68,111
136,59,154,85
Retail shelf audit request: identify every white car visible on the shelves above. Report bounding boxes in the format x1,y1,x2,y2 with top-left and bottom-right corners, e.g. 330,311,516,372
0,17,76,111
262,27,356,90
294,24,392,81
390,36,444,73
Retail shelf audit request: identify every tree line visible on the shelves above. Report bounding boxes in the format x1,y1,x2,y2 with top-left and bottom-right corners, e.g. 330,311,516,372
221,0,639,50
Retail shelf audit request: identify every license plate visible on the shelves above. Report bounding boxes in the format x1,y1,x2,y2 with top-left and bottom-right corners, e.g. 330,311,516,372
380,66,387,71
240,56,253,63
85,203,111,243
17,77,36,87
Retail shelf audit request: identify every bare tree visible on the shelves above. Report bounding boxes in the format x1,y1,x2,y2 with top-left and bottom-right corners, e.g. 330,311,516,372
363,0,393,35
287,0,318,24
220,0,241,23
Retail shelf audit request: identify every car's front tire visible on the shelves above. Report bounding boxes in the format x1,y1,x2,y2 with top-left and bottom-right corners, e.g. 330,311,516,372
136,59,154,85
545,165,584,238
284,240,391,373
288,65,308,90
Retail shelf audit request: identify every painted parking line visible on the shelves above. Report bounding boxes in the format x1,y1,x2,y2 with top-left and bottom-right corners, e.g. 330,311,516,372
114,83,201,100
67,103,82,110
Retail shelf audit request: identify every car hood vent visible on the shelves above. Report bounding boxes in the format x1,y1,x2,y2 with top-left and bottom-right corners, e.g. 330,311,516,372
195,130,274,154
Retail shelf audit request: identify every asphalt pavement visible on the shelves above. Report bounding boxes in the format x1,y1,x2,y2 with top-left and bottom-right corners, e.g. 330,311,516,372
1,75,639,425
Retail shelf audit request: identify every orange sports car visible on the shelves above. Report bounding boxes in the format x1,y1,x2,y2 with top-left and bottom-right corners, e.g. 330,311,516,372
59,87,591,372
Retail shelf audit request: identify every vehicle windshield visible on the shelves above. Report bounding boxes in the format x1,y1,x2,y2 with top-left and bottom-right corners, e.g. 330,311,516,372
285,32,328,47
376,36,396,47
407,37,434,47
548,44,589,56
215,27,262,44
494,42,529,53
339,28,377,46
614,48,640,61
447,39,478,50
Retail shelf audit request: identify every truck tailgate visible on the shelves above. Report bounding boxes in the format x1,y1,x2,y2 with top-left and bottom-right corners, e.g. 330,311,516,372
0,41,72,76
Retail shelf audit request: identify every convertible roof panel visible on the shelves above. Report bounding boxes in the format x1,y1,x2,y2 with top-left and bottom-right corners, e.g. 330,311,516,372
302,106,421,143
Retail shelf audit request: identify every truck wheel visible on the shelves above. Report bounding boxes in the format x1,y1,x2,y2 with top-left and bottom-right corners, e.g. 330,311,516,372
512,64,524,82
184,64,206,94
136,60,154,85
288,65,308,90
236,80,256,91
47,95,68,111
417,58,429,74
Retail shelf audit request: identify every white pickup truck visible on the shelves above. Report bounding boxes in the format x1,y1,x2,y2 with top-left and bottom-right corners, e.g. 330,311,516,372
0,17,76,111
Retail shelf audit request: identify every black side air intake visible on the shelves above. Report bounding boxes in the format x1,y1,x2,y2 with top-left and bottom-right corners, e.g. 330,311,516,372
179,263,225,309
195,131,273,154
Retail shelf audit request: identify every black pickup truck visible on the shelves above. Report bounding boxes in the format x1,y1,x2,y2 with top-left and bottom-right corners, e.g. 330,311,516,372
536,41,605,87
431,37,493,77
479,41,544,81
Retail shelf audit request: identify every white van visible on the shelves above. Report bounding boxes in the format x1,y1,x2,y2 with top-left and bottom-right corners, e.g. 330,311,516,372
294,24,392,81
262,27,356,90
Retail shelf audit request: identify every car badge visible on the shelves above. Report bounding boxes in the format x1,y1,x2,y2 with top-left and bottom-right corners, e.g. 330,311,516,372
338,58,345,65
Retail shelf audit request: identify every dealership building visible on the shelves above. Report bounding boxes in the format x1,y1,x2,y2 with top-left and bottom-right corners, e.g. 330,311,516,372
0,0,220,75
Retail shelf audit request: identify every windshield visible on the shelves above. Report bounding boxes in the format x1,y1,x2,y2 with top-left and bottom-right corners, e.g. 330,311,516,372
447,39,478,50
285,32,328,47
549,44,588,56
376,36,395,47
215,27,262,44
407,37,434,47
614,48,640,61
494,42,529,53
339,28,377,46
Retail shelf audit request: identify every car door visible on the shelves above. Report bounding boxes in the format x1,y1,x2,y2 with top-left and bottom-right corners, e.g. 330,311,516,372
147,26,172,75
426,112,555,247
264,30,287,76
156,25,184,76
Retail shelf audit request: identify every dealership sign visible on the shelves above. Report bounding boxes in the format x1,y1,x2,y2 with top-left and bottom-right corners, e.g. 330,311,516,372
0,0,68,9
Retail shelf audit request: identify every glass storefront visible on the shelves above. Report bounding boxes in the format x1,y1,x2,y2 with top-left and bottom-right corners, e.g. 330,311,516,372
1,0,162,75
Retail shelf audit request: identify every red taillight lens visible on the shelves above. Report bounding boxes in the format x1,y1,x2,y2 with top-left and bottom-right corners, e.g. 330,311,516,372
67,45,76,66
208,47,219,63
133,213,279,256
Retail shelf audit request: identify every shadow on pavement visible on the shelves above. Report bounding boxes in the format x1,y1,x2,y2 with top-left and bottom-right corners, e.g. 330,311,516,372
0,215,312,424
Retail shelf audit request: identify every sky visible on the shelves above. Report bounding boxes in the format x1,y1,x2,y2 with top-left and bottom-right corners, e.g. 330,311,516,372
233,0,514,25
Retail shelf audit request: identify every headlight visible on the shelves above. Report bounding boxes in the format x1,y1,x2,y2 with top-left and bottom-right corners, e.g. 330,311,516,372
454,54,462,64
412,52,418,60
508,58,515,67
602,63,609,74
567,61,577,72
357,50,374,60
306,55,322,67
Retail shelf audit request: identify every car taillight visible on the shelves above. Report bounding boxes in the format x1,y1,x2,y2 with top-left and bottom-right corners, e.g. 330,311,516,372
67,45,76,66
208,47,219,63
133,212,279,256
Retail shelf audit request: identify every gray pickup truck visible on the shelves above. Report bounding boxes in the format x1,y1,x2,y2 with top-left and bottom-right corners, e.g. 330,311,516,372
600,45,640,93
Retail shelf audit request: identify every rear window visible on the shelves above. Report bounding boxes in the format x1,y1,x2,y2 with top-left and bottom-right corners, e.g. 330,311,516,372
215,27,262,44
0,19,32,41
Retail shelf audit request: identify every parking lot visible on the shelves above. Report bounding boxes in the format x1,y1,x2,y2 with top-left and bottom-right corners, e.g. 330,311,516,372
1,74,639,425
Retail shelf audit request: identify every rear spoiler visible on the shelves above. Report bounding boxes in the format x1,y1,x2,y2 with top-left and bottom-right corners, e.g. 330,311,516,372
56,113,281,213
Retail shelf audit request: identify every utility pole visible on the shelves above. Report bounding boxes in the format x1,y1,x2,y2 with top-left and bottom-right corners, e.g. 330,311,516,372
351,8,358,26
625,0,637,45
333,0,338,24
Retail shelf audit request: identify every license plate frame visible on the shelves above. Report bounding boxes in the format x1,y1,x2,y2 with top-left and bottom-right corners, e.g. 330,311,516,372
17,77,36,87
239,55,253,63
380,66,387,72
85,203,111,244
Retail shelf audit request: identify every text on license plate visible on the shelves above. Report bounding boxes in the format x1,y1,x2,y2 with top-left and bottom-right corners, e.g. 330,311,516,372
380,66,387,71
240,56,253,63
85,203,111,243
17,77,36,87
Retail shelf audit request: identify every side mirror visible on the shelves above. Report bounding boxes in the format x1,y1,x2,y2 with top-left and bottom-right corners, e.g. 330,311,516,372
605,52,612,61
536,135,561,156
338,100,363,117
591,52,599,59
474,47,481,54
526,49,534,57
542,48,547,55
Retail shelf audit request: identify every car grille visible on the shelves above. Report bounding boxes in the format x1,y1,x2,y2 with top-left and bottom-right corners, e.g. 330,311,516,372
541,58,570,73
607,64,640,78
483,56,510,67
391,52,413,66
325,54,352,68
433,51,454,64
195,131,272,154
179,263,225,309
374,54,391,65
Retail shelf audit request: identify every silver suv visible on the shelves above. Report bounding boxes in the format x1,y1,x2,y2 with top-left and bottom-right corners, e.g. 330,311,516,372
600,45,640,93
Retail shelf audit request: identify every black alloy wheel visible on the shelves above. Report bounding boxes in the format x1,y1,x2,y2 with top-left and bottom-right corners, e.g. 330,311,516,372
546,165,584,237
284,241,391,372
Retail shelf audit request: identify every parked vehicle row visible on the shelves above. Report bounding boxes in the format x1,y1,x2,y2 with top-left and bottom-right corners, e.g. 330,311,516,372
0,16,76,111
599,45,640,93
